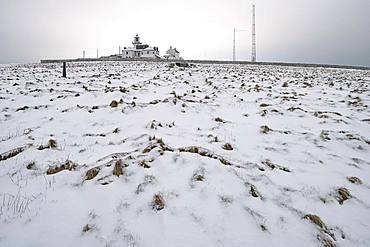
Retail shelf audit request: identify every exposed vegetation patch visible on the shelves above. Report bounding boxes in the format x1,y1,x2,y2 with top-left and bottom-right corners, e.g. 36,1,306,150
259,103,270,107
110,100,119,108
222,143,233,151
16,106,29,112
0,146,25,161
336,187,352,204
304,214,328,231
320,131,331,141
347,176,362,184
85,167,100,180
82,224,95,233
304,214,336,241
261,159,291,172
260,125,272,134
178,146,232,166
46,160,77,175
113,159,124,176
317,234,336,247
191,168,206,185
48,139,57,148
142,137,234,166
152,194,165,211
26,161,36,170
287,106,307,112
249,184,261,198
138,160,151,169
194,174,205,181
38,139,57,150
214,117,226,123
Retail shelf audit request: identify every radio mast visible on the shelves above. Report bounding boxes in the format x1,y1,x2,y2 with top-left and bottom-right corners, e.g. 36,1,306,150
233,28,236,61
251,4,256,62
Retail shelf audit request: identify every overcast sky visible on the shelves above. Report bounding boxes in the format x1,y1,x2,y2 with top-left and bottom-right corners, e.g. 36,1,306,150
0,0,369,66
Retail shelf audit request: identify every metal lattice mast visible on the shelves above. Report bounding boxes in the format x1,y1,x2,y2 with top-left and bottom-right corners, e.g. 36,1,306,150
233,28,236,61
251,4,256,62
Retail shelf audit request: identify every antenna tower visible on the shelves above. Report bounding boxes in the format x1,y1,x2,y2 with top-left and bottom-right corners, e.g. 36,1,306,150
251,4,256,62
233,28,236,61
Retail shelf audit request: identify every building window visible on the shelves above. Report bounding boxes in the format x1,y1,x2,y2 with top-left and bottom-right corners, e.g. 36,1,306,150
126,52,128,55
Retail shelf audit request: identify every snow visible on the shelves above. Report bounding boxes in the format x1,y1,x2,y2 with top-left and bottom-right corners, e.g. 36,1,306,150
0,61,369,246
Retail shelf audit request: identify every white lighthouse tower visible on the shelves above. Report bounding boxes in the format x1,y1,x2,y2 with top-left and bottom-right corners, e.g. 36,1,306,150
132,34,142,49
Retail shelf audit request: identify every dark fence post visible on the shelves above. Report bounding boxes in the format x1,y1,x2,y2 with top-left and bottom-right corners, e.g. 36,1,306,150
62,62,67,78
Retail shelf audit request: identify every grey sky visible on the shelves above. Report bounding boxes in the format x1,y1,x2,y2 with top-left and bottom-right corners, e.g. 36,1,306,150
1,0,369,66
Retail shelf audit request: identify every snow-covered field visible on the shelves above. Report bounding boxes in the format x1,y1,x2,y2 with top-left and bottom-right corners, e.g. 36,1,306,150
0,61,369,247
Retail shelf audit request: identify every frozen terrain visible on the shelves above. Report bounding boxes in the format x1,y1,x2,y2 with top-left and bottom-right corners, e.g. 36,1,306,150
0,61,369,247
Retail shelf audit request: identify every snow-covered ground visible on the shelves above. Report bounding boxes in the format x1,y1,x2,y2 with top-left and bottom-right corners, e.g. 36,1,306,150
0,61,369,247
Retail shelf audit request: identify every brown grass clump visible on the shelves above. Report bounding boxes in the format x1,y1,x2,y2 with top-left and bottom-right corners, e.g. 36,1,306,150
260,125,272,134
85,167,100,180
37,139,57,150
317,234,336,247
110,100,118,107
260,103,270,107
262,159,291,172
194,174,205,181
142,144,156,153
191,168,205,183
262,159,276,169
16,106,29,112
304,214,327,231
152,194,165,211
347,176,362,185
139,160,151,168
222,143,233,151
26,161,36,170
320,131,331,141
113,159,124,176
249,184,260,198
47,139,57,148
82,224,94,233
260,224,268,232
336,187,351,204
46,160,77,175
215,117,226,123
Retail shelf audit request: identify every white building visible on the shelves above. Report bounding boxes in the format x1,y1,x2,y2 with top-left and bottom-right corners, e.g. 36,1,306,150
121,34,160,59
164,46,182,60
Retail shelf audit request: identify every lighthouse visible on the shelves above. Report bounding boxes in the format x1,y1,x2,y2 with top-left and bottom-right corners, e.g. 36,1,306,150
121,34,160,59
